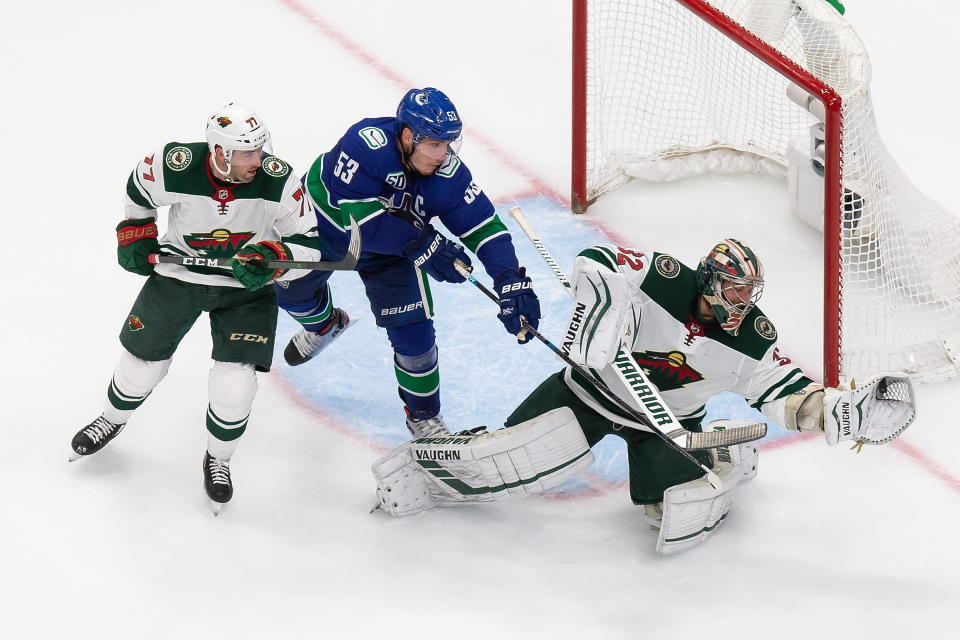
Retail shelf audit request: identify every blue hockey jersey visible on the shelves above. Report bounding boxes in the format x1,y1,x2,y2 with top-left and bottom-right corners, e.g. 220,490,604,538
302,117,520,278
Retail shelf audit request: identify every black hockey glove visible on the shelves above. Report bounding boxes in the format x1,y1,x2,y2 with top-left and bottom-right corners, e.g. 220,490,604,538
493,268,540,344
402,224,471,283
116,217,159,276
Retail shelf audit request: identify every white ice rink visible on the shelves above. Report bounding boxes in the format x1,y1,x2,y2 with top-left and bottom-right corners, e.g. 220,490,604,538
3,1,959,638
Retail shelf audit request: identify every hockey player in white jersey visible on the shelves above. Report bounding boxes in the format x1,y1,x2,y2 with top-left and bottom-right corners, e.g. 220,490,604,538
372,239,916,553
69,103,341,514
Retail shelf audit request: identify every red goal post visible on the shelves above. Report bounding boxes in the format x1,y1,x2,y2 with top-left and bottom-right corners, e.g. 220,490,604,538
571,0,960,388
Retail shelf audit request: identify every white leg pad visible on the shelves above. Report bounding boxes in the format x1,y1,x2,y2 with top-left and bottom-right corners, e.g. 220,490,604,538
655,443,755,555
372,407,594,516
371,445,435,516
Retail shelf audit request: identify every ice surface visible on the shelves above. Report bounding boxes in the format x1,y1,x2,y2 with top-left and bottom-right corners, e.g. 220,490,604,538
3,1,958,638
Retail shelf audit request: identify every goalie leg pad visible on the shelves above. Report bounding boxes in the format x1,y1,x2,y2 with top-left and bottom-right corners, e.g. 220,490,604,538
656,460,744,555
372,407,594,516
371,445,435,516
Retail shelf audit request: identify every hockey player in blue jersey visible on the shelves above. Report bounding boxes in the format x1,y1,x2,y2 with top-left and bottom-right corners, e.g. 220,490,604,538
276,87,541,437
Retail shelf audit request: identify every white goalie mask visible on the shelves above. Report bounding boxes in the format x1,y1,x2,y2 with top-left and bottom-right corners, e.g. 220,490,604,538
205,102,272,179
696,239,764,336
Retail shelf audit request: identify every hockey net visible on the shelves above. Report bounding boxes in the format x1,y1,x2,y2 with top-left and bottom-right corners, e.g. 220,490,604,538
572,0,960,386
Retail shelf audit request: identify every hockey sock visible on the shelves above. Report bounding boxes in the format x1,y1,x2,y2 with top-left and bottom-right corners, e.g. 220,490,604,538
284,282,334,333
102,350,172,425
388,321,440,419
394,345,440,419
206,361,257,459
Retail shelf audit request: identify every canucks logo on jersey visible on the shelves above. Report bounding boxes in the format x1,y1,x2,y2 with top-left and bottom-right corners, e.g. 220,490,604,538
633,350,704,391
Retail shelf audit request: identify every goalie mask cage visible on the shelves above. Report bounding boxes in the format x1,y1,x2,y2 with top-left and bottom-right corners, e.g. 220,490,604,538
572,0,960,387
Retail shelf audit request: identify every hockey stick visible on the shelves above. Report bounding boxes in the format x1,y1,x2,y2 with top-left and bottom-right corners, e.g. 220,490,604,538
148,216,362,271
506,206,765,447
453,259,723,490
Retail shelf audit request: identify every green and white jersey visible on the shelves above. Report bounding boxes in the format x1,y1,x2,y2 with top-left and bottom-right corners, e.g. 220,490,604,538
563,244,814,429
124,142,320,288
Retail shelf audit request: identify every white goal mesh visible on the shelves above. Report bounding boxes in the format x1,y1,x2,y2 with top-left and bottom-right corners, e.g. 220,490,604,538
579,0,960,384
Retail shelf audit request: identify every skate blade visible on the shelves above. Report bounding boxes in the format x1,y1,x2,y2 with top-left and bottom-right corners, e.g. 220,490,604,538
68,450,84,462
209,500,225,517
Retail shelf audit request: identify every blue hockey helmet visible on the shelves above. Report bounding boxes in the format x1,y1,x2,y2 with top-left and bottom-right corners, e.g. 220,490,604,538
696,239,765,336
396,87,463,143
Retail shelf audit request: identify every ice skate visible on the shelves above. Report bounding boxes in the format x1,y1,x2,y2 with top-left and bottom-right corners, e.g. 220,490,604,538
283,308,353,366
640,503,663,530
405,411,450,438
203,452,233,516
69,416,125,461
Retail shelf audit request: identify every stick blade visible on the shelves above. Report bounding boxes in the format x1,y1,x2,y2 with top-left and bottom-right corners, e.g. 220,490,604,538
685,422,767,450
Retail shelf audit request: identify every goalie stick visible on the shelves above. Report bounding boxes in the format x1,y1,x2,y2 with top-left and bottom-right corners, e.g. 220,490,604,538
454,259,759,491
148,216,362,271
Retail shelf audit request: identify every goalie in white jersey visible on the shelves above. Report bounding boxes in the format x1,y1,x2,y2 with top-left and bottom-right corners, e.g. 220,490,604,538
69,103,332,514
372,239,916,553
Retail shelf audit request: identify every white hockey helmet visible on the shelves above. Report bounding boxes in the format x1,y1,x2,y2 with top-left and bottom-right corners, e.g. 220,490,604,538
205,102,271,177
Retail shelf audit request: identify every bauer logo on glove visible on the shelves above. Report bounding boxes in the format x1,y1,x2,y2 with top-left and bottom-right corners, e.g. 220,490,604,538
493,267,541,344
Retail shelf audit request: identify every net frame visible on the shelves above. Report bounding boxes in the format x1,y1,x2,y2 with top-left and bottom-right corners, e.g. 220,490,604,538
571,0,960,387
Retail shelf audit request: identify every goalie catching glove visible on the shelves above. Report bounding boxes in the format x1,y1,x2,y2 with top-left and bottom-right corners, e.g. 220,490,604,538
823,375,917,446
230,240,291,290
116,217,159,276
782,374,917,446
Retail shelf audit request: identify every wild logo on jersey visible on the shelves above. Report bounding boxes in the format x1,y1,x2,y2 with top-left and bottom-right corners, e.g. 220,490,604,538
184,229,255,257
633,350,704,391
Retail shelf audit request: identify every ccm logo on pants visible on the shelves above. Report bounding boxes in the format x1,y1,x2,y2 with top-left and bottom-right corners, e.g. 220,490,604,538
229,333,269,343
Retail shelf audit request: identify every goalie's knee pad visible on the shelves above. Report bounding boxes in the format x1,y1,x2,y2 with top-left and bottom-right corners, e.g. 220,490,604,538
704,419,759,482
372,407,594,516
705,421,759,483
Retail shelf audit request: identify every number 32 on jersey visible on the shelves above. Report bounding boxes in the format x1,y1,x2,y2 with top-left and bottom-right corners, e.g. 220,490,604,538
616,247,645,270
